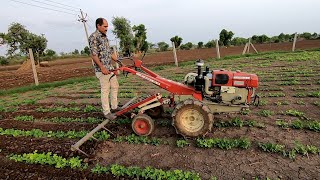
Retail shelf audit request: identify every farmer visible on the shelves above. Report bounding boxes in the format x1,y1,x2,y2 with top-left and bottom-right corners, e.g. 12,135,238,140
89,18,120,120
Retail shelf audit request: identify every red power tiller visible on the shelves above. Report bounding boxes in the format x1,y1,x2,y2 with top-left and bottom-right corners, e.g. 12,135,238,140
71,57,259,156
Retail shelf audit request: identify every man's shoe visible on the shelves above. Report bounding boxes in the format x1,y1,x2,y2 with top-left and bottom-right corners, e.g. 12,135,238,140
110,107,122,113
104,113,117,120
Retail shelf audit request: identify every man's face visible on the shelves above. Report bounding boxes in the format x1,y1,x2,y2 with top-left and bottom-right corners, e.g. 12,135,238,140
97,19,108,35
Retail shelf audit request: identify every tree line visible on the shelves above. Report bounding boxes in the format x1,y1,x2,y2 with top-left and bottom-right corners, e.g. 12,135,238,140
1,19,319,65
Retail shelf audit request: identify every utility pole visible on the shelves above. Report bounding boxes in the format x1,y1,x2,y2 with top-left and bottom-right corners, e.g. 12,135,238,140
78,9,95,67
78,9,90,46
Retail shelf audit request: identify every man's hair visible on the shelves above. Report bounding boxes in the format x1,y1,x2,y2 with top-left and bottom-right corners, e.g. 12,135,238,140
96,18,105,28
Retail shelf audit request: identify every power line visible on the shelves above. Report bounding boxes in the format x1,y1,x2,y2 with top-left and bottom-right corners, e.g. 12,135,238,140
10,0,77,16
44,0,80,10
30,0,78,12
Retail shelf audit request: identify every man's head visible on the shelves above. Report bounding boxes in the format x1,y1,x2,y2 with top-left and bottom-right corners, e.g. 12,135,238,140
96,18,108,35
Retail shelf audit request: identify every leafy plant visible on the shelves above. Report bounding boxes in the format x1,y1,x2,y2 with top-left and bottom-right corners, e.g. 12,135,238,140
14,115,34,121
113,134,161,146
285,109,304,117
92,164,201,180
8,151,88,169
0,128,110,140
196,137,251,150
176,140,190,148
258,110,274,117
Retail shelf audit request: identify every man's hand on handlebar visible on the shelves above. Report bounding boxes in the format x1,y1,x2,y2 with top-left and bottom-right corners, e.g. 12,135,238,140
101,67,110,75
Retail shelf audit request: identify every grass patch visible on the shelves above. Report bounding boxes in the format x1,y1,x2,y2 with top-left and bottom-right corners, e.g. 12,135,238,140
0,76,96,96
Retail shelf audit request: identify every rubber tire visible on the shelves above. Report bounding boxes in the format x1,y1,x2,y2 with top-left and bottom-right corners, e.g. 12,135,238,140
131,114,155,136
146,106,164,119
172,99,213,137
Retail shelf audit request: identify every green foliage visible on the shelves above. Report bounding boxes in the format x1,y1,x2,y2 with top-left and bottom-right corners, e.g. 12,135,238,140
72,49,79,55
45,49,56,56
258,141,320,159
180,42,193,50
276,120,320,132
44,117,102,123
8,151,88,169
308,91,320,98
81,46,90,55
230,37,247,46
0,76,95,96
0,56,9,65
1,22,47,57
196,137,251,149
114,134,161,146
170,36,183,48
112,17,134,55
313,101,320,107
92,164,201,180
275,120,289,128
204,40,215,48
258,110,274,117
251,34,270,44
214,117,263,128
258,142,285,153
133,24,148,53
157,42,169,52
176,140,190,148
14,115,34,122
197,42,204,48
285,109,304,117
219,29,234,46
0,127,110,140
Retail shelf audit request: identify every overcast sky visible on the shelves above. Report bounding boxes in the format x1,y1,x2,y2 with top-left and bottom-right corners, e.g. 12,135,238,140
0,0,319,56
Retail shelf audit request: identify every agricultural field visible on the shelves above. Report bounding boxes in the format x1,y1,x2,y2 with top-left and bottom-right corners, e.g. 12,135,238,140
0,49,319,179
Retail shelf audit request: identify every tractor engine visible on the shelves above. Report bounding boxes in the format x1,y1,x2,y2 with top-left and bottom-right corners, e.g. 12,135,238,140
184,59,258,105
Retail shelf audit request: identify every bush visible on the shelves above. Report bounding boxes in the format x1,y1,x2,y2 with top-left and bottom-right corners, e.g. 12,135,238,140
0,56,9,65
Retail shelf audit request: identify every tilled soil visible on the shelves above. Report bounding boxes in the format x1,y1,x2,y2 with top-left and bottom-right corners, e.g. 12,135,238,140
1,40,320,90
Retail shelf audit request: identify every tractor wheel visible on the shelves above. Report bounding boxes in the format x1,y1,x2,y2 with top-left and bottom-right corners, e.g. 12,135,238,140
172,99,213,137
132,114,155,136
146,105,164,119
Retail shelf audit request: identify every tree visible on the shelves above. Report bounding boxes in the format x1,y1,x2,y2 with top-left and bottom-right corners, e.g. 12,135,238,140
132,24,148,53
180,42,193,50
170,36,183,48
251,34,270,44
73,49,79,55
1,23,47,57
112,17,134,56
231,37,247,46
311,32,318,39
45,49,56,56
300,32,312,40
204,40,215,48
81,46,90,55
219,29,234,46
197,42,203,49
157,42,169,52
148,42,156,49
0,56,9,65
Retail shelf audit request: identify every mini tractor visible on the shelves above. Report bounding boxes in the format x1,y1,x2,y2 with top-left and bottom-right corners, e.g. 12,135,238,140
71,57,259,156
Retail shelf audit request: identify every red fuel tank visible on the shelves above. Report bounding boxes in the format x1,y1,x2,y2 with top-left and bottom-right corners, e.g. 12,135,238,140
212,70,258,88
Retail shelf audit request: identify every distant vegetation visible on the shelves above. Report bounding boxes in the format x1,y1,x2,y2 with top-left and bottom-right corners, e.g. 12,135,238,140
1,20,319,65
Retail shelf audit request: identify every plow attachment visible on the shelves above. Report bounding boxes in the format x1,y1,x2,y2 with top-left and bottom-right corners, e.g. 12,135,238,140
71,94,165,156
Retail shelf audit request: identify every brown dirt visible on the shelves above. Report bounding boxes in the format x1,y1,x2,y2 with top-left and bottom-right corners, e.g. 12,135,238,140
0,45,319,179
1,40,320,90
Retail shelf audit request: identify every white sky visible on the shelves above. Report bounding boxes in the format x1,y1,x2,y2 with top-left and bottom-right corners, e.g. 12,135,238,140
0,0,319,56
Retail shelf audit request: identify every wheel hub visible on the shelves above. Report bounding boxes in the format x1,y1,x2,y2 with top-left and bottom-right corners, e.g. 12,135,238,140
133,119,150,135
180,109,204,133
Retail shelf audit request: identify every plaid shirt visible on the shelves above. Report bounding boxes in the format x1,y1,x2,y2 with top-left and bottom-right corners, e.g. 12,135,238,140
88,30,114,72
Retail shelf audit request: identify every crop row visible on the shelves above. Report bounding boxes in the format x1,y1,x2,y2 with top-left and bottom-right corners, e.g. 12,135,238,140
7,151,200,180
258,141,320,159
276,120,320,132
0,128,110,140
